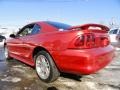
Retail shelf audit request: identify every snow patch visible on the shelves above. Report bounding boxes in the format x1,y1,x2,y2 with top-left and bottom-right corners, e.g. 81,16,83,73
1,76,21,83
85,82,97,90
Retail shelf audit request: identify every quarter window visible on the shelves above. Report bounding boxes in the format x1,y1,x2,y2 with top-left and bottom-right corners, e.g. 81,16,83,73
31,24,40,34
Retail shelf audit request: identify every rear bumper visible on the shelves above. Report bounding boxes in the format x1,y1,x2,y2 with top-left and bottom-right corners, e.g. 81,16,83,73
54,45,115,75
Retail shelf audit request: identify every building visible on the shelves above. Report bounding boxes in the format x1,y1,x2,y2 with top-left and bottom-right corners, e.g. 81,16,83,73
0,26,18,38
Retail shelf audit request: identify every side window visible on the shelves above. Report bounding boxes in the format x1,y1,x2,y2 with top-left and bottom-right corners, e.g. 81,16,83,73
19,28,32,36
31,24,40,35
113,29,118,34
109,29,118,34
17,24,34,37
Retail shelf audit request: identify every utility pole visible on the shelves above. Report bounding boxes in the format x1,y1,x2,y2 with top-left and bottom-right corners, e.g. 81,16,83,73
109,17,116,29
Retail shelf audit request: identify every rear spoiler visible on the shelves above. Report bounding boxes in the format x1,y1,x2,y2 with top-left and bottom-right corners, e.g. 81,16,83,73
69,24,109,31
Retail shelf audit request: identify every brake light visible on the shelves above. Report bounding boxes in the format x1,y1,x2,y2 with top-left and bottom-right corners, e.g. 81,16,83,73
116,35,120,41
74,35,85,47
86,34,95,48
101,37,110,46
116,36,118,40
74,34,95,49
72,33,110,49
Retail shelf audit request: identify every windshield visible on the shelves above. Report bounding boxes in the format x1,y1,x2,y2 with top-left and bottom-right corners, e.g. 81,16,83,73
46,21,72,30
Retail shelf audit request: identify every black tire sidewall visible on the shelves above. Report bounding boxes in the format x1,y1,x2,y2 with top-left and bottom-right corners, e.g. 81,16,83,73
35,50,56,82
4,45,9,59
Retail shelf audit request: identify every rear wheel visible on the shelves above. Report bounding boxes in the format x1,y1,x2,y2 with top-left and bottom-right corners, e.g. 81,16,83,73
35,50,60,82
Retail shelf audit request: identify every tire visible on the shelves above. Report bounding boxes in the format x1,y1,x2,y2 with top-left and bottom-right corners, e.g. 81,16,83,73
35,50,60,83
4,45,11,60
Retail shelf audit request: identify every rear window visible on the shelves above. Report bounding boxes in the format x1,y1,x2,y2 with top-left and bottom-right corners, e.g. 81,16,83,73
46,21,72,30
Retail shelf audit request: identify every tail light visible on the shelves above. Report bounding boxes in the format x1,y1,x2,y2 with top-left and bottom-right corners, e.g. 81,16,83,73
74,33,95,49
69,33,110,49
74,35,85,47
116,35,120,41
116,35,118,40
86,34,95,48
100,37,110,46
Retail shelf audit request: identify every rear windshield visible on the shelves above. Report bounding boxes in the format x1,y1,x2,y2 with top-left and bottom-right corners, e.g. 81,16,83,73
46,21,72,30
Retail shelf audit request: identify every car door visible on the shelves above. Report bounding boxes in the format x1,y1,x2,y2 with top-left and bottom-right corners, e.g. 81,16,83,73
18,24,41,60
7,24,35,58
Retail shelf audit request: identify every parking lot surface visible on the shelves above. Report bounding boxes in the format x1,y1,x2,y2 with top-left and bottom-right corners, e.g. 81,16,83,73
0,45,120,90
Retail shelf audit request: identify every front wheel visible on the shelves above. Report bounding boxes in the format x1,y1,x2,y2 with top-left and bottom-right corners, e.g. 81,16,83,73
35,50,60,83
4,46,11,59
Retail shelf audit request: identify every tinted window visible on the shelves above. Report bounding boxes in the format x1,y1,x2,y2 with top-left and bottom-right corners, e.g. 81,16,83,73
18,25,34,37
0,35,6,39
109,29,118,34
46,21,72,30
31,24,40,34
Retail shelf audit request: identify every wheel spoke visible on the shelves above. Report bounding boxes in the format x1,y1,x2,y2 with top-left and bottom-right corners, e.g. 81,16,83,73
36,55,50,79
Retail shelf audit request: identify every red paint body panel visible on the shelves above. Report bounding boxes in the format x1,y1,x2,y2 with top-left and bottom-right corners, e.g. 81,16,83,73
51,45,114,75
6,21,115,75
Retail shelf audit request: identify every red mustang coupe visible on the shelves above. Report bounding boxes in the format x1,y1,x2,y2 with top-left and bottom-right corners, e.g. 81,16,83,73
5,21,115,82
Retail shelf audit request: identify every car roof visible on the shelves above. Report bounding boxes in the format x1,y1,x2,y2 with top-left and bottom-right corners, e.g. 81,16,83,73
29,21,62,24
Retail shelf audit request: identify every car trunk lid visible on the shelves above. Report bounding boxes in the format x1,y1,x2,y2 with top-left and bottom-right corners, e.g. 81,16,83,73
68,24,110,49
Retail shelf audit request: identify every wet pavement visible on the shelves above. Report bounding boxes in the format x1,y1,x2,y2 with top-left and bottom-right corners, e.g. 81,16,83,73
0,45,120,90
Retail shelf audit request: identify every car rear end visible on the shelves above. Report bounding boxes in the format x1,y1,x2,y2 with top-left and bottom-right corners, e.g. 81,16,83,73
60,24,115,75
109,29,120,47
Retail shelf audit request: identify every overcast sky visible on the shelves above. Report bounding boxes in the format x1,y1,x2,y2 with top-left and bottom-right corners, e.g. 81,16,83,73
0,0,120,29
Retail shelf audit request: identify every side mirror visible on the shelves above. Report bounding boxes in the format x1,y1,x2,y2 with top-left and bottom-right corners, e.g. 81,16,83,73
9,34,16,38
